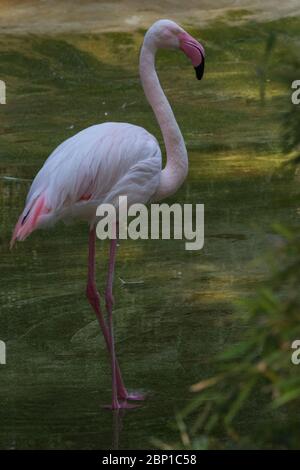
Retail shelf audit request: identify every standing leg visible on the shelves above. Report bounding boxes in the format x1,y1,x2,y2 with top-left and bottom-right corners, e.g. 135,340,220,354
86,226,140,403
105,237,119,408
87,226,145,406
105,235,145,406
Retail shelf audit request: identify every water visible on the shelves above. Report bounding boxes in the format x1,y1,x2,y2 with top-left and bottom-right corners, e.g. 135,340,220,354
0,20,299,449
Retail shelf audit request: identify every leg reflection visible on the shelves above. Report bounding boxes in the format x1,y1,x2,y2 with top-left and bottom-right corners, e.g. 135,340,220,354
112,408,125,450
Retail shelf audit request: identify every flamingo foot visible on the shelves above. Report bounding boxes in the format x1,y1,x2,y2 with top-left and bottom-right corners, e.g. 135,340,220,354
125,391,147,401
117,387,147,401
103,400,141,410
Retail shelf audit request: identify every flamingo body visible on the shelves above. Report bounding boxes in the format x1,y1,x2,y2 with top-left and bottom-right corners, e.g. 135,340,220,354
12,123,161,244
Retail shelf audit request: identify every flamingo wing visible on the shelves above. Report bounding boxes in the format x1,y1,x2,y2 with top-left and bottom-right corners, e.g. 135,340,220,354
11,122,162,246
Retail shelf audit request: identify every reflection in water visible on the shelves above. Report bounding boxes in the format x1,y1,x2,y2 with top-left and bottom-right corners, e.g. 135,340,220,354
112,409,124,450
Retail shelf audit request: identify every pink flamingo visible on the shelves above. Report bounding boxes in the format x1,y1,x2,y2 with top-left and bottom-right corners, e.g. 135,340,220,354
11,20,205,410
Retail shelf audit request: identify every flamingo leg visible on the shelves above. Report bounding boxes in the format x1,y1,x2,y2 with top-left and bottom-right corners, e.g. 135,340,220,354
104,234,146,407
86,226,140,405
105,237,119,408
86,228,124,394
86,227,145,407
104,235,140,408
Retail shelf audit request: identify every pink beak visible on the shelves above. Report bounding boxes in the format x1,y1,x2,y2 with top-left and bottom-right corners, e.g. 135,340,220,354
179,32,205,80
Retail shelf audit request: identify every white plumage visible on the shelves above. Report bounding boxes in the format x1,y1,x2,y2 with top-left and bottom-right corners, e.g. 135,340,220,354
25,123,161,229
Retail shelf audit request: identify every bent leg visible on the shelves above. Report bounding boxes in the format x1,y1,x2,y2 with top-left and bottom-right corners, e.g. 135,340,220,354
86,227,132,402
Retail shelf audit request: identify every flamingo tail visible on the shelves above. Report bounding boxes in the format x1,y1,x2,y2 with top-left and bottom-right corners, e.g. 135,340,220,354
10,194,48,249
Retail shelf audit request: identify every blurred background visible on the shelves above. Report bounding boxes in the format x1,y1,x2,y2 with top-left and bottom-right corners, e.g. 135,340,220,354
1,0,299,33
0,0,300,450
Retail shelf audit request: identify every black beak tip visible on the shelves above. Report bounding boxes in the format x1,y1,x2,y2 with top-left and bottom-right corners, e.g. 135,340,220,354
194,55,205,80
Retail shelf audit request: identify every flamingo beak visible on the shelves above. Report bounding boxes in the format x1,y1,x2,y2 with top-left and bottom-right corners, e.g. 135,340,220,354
194,58,205,80
179,32,205,80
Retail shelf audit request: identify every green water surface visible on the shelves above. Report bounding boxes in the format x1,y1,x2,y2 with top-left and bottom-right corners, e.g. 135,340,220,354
0,16,299,449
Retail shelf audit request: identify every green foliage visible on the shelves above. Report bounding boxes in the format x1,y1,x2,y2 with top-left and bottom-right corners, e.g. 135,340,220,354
166,227,300,449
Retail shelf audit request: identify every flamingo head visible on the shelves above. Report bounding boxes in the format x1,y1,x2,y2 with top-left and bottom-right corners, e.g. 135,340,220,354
148,19,205,80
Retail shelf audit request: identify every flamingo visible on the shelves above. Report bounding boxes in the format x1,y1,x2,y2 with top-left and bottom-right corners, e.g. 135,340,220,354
10,19,205,410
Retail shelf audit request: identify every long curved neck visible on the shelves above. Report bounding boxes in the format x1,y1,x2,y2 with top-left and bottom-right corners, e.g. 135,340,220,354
139,34,188,201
